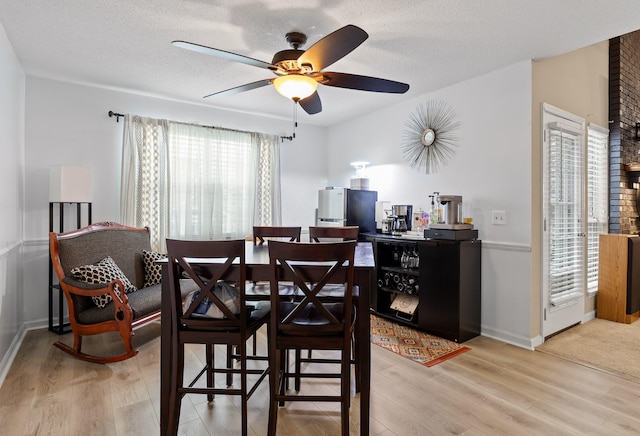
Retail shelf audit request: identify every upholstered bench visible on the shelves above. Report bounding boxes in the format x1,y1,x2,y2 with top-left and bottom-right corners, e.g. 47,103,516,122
49,222,198,363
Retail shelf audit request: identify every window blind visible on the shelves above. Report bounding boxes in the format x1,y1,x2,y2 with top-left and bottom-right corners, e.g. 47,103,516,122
547,127,584,303
586,124,609,292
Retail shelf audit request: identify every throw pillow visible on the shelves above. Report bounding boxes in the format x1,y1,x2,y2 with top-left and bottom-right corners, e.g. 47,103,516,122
71,256,138,308
142,250,167,287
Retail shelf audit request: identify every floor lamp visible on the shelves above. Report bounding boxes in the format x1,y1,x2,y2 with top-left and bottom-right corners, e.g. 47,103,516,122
48,165,93,334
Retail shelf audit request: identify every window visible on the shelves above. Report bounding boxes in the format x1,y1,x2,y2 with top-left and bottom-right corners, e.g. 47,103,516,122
168,123,257,240
586,124,609,293
121,116,280,251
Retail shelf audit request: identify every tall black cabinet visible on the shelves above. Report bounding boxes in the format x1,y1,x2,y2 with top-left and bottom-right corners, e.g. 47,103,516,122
418,239,481,342
367,235,481,343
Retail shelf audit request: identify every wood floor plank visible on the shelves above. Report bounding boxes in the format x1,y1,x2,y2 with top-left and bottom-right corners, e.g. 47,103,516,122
2,323,640,435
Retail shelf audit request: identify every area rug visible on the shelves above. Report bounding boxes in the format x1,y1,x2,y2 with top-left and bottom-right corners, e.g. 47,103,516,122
536,317,640,383
370,314,470,367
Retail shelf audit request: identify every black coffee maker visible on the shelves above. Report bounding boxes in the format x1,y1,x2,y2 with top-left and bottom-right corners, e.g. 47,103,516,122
391,205,413,234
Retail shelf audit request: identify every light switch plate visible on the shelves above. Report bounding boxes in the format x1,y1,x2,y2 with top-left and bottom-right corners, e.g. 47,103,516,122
492,210,507,225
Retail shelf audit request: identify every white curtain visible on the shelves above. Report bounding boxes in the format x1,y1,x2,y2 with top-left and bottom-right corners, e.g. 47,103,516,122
167,122,257,240
120,115,169,251
120,115,281,251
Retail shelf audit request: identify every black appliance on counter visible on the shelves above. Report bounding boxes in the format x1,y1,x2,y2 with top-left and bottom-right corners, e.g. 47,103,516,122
316,188,378,235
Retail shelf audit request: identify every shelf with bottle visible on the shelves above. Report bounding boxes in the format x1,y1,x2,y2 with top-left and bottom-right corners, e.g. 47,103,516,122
382,244,420,269
377,270,419,295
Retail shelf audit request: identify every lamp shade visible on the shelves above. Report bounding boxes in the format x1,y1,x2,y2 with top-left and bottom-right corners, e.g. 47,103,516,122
49,165,93,202
273,75,318,101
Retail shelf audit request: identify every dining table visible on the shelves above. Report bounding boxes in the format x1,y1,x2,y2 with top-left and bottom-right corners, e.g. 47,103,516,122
159,240,375,435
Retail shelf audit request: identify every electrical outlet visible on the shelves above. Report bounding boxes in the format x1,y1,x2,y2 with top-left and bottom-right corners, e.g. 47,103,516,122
492,210,507,225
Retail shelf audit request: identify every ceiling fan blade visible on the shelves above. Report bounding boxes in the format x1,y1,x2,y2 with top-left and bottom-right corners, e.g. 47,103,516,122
299,91,322,115
203,79,273,99
320,72,410,94
172,40,274,70
297,25,368,71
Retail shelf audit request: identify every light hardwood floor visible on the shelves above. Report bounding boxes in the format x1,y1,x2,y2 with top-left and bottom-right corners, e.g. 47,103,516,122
1,321,639,435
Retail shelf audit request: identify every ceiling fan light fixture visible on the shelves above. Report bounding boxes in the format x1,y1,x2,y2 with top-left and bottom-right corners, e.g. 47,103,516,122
273,75,318,101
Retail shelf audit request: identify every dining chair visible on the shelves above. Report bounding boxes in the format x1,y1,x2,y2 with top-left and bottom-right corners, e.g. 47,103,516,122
164,239,270,436
267,240,357,436
308,225,359,242
253,226,301,245
249,226,301,355
301,225,361,391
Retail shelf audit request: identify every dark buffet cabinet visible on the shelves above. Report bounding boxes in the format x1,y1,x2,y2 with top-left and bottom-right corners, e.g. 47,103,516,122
367,235,481,342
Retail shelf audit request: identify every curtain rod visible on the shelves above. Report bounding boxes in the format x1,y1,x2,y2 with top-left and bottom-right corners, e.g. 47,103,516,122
108,111,124,122
108,109,293,141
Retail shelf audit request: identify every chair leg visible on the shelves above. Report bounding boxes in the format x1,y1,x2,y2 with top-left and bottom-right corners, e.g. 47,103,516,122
239,341,248,436
341,347,351,436
278,349,286,407
226,344,233,386
267,347,281,435
206,344,214,402
353,331,360,393
294,349,301,391
284,350,290,391
167,343,184,435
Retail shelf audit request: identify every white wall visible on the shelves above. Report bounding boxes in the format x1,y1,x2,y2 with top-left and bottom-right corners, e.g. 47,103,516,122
22,77,328,326
0,22,25,383
327,61,535,347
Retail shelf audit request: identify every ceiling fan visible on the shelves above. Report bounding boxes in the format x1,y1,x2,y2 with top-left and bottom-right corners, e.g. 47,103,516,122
172,24,410,115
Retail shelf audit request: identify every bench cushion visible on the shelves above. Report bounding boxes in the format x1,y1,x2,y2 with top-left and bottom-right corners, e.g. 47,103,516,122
76,279,199,325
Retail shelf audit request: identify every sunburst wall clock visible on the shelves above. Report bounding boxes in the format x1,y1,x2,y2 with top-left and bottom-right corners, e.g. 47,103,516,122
401,100,460,174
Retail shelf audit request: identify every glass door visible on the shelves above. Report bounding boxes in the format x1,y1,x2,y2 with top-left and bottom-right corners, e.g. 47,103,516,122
542,103,586,338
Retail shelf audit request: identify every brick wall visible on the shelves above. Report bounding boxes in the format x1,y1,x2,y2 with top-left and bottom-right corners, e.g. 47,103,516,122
609,31,640,234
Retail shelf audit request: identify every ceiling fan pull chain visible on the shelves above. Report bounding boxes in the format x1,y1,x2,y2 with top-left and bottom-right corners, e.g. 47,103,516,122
279,101,297,142
293,101,298,139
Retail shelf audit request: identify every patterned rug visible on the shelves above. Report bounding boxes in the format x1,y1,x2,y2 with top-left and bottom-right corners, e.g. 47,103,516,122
370,314,470,367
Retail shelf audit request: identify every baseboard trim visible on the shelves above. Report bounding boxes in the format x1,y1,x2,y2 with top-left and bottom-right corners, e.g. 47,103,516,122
0,324,28,389
480,325,537,350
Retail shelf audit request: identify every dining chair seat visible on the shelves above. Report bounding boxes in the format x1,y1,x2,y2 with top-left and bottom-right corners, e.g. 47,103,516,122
278,300,354,330
246,282,299,298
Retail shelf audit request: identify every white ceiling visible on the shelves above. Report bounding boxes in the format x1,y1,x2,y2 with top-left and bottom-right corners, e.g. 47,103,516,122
2,0,640,126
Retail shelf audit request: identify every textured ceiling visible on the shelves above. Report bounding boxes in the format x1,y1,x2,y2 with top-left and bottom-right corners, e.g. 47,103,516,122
2,0,640,126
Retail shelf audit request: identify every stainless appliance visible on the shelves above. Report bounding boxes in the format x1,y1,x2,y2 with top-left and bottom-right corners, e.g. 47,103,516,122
317,188,378,234
429,195,473,230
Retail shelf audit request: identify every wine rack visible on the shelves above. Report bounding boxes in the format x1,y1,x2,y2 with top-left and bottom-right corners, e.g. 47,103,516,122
366,234,482,342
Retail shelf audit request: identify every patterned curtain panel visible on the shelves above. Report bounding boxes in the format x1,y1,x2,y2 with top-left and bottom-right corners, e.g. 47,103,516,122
120,115,169,252
254,132,282,226
120,115,281,251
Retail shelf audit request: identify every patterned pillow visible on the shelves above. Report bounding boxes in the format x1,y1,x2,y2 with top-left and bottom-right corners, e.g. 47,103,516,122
142,250,167,287
71,256,138,308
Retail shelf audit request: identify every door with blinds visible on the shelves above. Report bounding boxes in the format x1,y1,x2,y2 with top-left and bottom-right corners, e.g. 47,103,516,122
542,103,586,337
